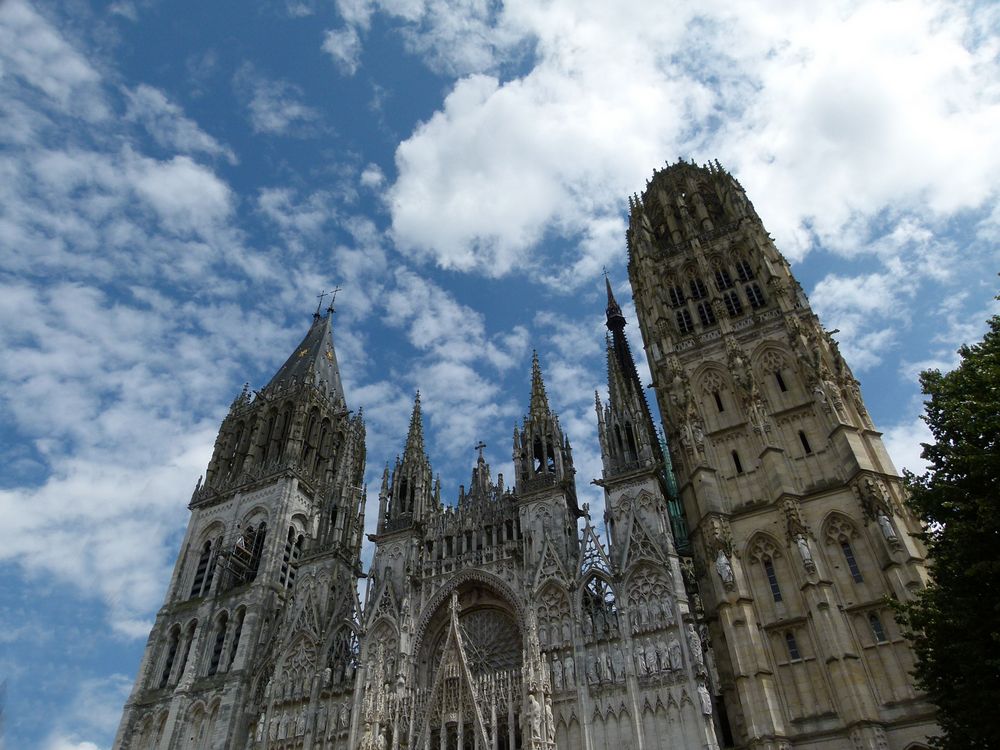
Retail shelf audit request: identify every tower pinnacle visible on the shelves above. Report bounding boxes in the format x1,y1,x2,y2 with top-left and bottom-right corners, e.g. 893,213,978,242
529,350,550,416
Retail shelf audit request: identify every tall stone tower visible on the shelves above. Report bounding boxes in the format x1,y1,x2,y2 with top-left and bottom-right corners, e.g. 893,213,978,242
113,308,367,749
625,160,936,750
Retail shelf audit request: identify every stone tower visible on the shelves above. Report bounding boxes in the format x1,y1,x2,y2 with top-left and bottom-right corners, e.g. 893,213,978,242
625,160,936,749
113,308,367,749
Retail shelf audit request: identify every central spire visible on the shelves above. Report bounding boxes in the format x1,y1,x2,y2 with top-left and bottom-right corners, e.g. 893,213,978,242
265,309,345,405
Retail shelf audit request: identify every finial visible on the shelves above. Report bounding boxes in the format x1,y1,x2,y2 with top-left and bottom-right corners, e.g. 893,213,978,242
315,289,328,317
327,284,342,315
529,350,550,415
475,440,487,461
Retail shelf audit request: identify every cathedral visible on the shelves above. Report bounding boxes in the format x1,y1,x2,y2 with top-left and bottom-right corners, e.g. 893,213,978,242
114,161,937,750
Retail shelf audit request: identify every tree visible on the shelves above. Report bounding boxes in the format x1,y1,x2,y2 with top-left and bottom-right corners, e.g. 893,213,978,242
897,304,1000,749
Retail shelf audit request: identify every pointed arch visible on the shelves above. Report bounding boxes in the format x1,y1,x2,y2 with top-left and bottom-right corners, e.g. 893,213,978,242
580,572,620,642
535,579,571,650
624,563,675,634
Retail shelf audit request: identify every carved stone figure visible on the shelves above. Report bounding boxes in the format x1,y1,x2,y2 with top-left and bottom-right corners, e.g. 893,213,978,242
564,655,575,688
686,623,704,667
795,534,814,571
527,693,542,741
698,683,713,715
715,549,735,589
545,701,556,741
877,511,898,542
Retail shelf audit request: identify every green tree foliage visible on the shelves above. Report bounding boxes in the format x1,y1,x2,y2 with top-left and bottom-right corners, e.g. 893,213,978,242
897,307,1000,749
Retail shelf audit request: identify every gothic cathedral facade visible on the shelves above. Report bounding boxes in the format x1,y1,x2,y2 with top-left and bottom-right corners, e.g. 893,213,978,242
115,161,936,750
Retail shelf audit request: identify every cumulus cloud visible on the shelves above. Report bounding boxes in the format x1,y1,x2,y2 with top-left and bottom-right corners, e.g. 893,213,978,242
376,0,999,286
234,63,320,135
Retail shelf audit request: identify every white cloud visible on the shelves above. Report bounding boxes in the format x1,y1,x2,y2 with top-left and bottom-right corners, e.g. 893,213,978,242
0,0,108,121
882,416,932,475
323,26,363,75
123,84,237,164
379,0,999,285
234,63,320,135
360,163,385,189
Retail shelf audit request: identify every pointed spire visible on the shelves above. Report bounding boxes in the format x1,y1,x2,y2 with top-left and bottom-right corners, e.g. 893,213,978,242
605,273,625,328
404,391,425,457
529,350,550,416
265,310,345,404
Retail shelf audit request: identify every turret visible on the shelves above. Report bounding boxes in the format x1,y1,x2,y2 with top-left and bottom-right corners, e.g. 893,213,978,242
377,393,434,534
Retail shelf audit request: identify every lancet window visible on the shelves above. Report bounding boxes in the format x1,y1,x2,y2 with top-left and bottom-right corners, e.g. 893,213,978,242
676,309,695,335
228,608,245,669
159,625,181,688
763,557,782,602
207,612,228,676
869,613,888,643
279,526,304,589
746,282,766,309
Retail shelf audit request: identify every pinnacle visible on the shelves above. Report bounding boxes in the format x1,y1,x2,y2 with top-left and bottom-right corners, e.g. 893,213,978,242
404,391,425,456
529,350,551,416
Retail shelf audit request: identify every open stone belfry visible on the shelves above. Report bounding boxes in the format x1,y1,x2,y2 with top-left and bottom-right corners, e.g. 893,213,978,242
114,161,937,750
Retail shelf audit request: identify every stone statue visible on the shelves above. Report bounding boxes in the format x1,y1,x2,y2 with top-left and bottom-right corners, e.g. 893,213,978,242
564,655,575,688
715,549,735,589
686,624,705,666
527,693,542,741
322,666,332,686
636,646,648,675
698,683,713,715
296,709,306,736
552,657,563,691
545,701,556,741
795,534,814,570
877,511,898,542
255,713,265,742
667,635,682,670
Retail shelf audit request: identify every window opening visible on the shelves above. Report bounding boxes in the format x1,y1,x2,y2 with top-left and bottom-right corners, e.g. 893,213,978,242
190,540,213,598
763,558,782,601
736,258,754,282
723,290,743,317
667,285,685,308
208,614,228,675
841,540,863,582
228,610,245,668
746,283,766,309
676,309,695,335
732,450,744,474
159,627,180,688
869,613,888,643
714,268,734,290
689,277,708,300
785,631,801,660
697,301,717,327
775,370,787,392
798,431,812,455
713,390,724,412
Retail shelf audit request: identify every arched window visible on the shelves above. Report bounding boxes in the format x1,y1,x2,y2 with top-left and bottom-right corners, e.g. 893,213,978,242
713,390,725,412
667,285,685,308
675,308,695,335
228,609,245,669
735,258,754,282
732,450,744,474
785,631,801,660
260,414,276,464
841,540,863,582
869,613,888,643
207,613,228,676
763,557,782,602
774,370,787,392
746,283,766,309
697,301,717,327
689,277,708,300
245,522,267,583
159,625,181,688
714,268,734,291
301,409,318,465
189,540,213,598
280,526,304,588
624,422,638,462
177,620,198,681
723,290,743,317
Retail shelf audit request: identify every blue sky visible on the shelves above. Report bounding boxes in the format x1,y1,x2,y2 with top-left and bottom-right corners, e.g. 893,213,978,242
0,0,997,747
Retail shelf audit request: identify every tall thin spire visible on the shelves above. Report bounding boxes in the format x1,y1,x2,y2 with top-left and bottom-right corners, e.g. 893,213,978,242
404,391,425,457
529,350,550,416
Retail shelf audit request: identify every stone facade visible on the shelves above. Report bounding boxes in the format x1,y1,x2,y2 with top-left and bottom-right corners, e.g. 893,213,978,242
114,160,936,750
625,160,937,750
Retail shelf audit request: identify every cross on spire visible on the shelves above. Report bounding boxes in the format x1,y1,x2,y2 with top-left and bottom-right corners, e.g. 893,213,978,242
315,289,329,316
474,441,487,461
327,285,342,313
